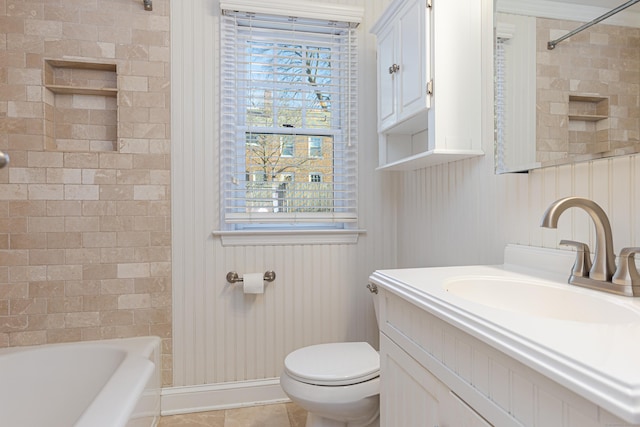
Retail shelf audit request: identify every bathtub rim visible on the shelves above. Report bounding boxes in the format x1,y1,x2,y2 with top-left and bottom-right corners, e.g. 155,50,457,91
0,336,161,427
0,336,161,358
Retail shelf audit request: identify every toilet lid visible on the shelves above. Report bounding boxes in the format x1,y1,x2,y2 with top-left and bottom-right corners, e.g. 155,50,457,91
284,342,380,386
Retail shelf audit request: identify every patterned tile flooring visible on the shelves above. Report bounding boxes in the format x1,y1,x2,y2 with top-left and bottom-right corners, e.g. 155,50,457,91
158,402,307,427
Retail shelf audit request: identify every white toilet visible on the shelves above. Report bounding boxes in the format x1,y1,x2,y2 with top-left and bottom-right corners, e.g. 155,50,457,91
280,289,380,427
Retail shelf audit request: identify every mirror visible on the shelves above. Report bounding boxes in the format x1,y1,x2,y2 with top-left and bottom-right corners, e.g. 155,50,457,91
494,0,640,173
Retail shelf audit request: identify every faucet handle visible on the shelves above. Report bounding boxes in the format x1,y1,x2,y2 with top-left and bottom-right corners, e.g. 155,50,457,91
612,248,640,290
560,240,592,278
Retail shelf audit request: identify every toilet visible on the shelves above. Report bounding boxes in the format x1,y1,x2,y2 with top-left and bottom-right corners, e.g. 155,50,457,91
280,289,380,427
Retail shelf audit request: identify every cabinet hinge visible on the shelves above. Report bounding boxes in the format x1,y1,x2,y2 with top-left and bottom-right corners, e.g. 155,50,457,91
426,0,432,8
427,79,433,95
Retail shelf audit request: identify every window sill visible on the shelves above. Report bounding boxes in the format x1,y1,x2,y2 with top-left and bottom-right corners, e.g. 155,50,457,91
212,229,366,246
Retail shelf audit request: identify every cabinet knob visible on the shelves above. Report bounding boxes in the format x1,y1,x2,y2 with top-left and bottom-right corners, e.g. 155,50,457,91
388,64,400,74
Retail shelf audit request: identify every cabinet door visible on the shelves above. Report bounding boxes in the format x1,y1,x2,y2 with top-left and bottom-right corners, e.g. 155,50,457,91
380,334,442,427
440,390,494,427
377,23,397,130
396,0,429,122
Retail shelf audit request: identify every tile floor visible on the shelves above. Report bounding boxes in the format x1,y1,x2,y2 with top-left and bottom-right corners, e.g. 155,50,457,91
158,402,307,427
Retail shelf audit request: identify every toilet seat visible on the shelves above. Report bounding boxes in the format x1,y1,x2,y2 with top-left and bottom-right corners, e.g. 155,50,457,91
284,342,379,386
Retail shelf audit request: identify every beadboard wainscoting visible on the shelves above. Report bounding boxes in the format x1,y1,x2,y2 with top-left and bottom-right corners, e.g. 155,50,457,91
397,141,640,270
171,0,640,415
170,0,397,413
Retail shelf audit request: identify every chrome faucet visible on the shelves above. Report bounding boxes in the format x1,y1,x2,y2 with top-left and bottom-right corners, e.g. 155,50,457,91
540,196,640,296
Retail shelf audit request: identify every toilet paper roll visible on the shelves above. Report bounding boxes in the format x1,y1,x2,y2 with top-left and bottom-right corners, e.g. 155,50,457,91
243,273,265,294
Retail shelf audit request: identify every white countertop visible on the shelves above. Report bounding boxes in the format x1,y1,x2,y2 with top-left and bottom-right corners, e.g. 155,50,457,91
369,245,640,424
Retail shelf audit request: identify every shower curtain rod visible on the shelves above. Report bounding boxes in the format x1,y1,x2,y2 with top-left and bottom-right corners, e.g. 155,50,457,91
547,0,640,49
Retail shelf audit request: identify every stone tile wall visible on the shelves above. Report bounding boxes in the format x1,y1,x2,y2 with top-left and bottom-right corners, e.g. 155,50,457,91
536,18,640,165
0,0,172,385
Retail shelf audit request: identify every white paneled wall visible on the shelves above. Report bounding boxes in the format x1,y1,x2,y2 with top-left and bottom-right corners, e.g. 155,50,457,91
169,0,640,411
171,0,396,398
397,148,640,269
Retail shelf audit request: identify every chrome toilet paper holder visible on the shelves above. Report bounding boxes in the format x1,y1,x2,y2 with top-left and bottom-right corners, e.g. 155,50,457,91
226,271,276,284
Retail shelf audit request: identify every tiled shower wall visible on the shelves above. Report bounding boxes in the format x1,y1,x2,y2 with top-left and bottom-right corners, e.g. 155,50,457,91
536,18,640,164
0,0,172,385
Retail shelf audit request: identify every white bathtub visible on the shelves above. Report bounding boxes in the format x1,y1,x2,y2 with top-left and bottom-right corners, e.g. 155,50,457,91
0,336,161,427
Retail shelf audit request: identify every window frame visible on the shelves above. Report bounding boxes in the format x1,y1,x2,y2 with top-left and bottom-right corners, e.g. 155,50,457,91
219,4,361,237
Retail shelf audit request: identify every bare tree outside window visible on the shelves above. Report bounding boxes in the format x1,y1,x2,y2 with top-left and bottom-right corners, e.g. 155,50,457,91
243,40,335,213
220,11,358,226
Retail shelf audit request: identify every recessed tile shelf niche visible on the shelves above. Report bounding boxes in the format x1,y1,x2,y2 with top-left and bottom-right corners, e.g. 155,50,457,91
568,95,609,122
44,59,118,152
567,94,609,156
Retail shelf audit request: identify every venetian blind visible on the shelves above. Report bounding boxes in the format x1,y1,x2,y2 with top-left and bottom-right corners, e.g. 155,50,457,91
220,6,359,227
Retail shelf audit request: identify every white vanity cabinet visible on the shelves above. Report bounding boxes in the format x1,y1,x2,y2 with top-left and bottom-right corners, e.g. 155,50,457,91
380,333,441,426
381,333,491,427
373,278,640,427
371,0,485,171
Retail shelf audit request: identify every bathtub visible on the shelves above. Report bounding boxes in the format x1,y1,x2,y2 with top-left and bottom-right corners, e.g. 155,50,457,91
0,336,161,427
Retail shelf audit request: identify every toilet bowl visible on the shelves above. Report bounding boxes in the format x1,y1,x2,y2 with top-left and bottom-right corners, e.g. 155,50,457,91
280,342,380,427
280,290,380,427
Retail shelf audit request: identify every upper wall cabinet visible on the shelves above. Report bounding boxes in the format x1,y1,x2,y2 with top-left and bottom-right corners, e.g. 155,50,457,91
372,0,484,171
375,0,429,133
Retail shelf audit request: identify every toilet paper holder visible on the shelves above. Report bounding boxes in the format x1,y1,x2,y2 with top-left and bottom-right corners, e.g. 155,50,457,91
226,271,276,284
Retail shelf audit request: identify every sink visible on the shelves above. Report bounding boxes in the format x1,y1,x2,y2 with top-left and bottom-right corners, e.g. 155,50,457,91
444,276,640,324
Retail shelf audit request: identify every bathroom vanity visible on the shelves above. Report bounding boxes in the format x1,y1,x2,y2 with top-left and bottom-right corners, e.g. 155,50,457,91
370,245,640,427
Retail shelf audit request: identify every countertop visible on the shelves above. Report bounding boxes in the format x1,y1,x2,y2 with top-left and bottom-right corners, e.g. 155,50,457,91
369,245,640,424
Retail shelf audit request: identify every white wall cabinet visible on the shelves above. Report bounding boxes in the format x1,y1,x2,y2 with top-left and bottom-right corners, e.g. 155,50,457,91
375,0,429,133
371,0,484,171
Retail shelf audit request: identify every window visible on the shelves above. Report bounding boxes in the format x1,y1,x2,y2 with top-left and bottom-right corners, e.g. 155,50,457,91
494,37,507,173
308,136,322,158
281,136,294,157
220,4,359,230
252,171,267,182
493,18,537,173
309,173,322,183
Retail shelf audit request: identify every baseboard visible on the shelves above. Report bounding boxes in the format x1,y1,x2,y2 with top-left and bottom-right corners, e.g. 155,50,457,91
160,378,290,416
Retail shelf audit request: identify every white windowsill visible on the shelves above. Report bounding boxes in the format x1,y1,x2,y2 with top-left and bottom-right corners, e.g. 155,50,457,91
212,229,366,246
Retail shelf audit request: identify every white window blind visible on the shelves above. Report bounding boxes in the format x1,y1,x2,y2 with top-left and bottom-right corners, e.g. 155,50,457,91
495,37,507,173
220,8,358,228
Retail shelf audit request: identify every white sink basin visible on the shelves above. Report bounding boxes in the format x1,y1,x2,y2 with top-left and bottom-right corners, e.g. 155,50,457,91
444,276,640,324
